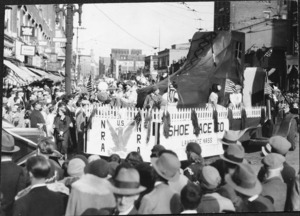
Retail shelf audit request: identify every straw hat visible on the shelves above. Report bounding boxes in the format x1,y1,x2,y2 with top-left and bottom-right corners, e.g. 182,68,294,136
220,145,246,165
2,130,19,153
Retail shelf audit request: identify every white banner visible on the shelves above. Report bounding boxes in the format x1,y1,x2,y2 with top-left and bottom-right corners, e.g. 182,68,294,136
86,114,227,161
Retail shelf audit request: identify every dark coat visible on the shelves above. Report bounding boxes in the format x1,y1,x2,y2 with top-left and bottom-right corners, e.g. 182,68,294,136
240,195,275,212
1,161,27,216
13,186,65,216
84,206,138,215
261,176,287,211
29,110,45,128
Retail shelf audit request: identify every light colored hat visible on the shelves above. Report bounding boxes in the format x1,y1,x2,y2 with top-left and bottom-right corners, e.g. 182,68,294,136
151,151,181,181
225,163,262,197
3,97,8,104
220,145,246,165
111,167,146,195
219,128,254,145
199,166,221,190
262,136,291,156
88,155,101,163
67,158,86,177
262,153,285,170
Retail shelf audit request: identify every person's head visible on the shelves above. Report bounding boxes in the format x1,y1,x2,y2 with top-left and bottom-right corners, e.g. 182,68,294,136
125,151,143,167
84,159,110,178
152,86,159,95
181,183,202,211
186,142,203,163
151,150,181,182
67,158,86,178
261,153,285,180
220,144,246,175
58,107,67,117
1,131,19,157
212,83,222,93
88,155,101,163
235,85,242,93
225,163,262,198
262,136,291,157
109,153,121,163
111,166,146,213
199,166,221,192
150,144,166,159
33,101,42,111
26,155,51,180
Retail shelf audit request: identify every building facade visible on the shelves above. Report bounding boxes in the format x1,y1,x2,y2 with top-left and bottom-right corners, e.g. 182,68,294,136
144,54,158,79
110,48,145,79
157,42,190,76
214,0,297,89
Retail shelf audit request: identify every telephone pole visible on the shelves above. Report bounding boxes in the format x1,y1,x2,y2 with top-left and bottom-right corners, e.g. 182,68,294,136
74,27,86,84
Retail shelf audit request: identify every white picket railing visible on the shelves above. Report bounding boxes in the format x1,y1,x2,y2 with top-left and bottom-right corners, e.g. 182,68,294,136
84,105,265,121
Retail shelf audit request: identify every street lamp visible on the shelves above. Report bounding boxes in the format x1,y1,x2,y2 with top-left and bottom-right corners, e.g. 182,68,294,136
55,4,83,94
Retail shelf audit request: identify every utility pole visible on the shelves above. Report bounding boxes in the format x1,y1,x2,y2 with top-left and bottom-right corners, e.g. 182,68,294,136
74,27,86,84
55,4,83,95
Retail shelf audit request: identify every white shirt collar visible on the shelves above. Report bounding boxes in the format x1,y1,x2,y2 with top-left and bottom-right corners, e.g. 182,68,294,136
248,194,259,202
1,158,12,162
31,183,46,189
119,205,134,215
154,181,163,187
181,209,197,214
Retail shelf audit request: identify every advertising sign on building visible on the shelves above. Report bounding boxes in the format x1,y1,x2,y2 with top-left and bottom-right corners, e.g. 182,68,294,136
21,26,35,37
21,45,36,56
39,41,48,46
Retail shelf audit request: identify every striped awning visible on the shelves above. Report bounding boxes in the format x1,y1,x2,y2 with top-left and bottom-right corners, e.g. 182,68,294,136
3,69,28,86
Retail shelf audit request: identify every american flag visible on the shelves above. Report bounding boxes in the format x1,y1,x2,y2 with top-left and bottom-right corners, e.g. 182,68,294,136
87,74,93,93
225,79,236,93
264,48,273,58
264,82,273,95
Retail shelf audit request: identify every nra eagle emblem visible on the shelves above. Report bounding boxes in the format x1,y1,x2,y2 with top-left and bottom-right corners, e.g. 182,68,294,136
107,120,136,152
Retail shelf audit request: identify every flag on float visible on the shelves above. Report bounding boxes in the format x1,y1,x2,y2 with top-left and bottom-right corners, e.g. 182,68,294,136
225,78,236,93
264,82,273,95
87,74,93,93
264,48,273,58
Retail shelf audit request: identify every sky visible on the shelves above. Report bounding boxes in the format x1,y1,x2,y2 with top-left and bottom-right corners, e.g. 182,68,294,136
73,2,214,58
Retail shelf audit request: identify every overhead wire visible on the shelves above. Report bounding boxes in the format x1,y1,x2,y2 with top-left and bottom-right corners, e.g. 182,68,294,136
93,4,157,49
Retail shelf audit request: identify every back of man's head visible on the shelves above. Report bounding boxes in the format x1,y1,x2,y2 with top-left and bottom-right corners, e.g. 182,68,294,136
181,183,202,210
26,155,51,179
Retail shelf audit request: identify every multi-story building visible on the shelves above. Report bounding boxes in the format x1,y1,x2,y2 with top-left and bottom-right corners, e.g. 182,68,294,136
157,42,190,76
110,48,146,79
99,57,111,78
144,54,158,79
214,0,297,89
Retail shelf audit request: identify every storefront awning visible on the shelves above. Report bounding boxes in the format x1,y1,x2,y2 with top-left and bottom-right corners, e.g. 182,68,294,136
27,67,63,83
3,60,33,86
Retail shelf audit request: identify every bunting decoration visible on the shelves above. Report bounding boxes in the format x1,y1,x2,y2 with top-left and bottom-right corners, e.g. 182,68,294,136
162,111,171,139
191,110,200,136
87,74,93,93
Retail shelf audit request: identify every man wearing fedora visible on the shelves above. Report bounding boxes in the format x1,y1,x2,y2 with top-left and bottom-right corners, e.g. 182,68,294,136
258,135,296,210
260,153,287,211
1,131,26,216
138,150,182,214
197,166,235,213
97,165,146,215
225,163,275,212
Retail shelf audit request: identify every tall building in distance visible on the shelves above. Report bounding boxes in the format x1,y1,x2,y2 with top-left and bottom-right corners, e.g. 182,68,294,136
99,56,111,78
110,48,145,79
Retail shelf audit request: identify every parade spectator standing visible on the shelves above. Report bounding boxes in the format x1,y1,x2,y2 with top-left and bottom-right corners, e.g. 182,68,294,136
53,107,73,157
65,159,115,216
1,131,26,216
13,156,65,216
7,88,17,109
125,151,144,168
29,101,46,130
225,163,275,212
75,99,89,154
260,153,287,211
183,142,204,185
97,166,146,215
143,86,163,110
259,136,296,210
180,183,202,214
197,166,235,213
138,151,182,214
286,172,300,211
64,95,77,154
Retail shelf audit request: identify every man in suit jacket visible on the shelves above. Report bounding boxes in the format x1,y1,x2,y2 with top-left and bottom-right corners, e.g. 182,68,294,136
1,131,27,216
260,153,287,211
13,156,65,216
138,150,182,214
